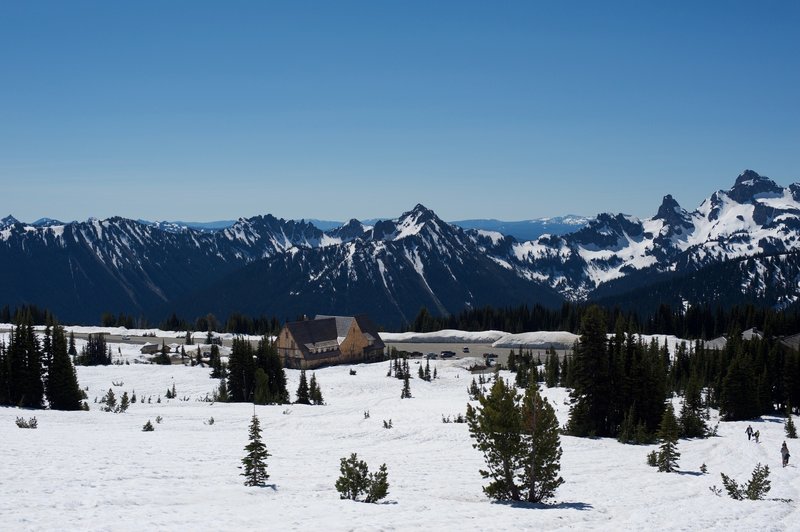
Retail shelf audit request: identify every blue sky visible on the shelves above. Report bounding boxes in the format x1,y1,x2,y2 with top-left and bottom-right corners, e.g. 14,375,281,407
1,1,798,223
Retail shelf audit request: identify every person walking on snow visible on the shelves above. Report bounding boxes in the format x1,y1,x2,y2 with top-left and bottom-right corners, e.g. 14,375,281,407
781,441,790,467
754,430,760,443
746,425,754,440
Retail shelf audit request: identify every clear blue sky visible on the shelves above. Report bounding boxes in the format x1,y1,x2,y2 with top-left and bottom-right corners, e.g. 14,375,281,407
1,1,798,223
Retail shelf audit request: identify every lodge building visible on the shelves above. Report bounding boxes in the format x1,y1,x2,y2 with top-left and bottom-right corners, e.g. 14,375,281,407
276,314,385,369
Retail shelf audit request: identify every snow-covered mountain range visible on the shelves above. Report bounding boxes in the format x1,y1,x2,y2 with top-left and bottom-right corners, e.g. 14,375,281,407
1,170,799,325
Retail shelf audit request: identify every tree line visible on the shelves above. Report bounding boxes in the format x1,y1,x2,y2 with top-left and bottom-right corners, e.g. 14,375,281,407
0,321,84,410
407,301,800,339
501,306,800,445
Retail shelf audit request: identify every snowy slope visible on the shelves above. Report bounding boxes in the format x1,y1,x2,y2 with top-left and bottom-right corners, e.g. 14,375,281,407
1,354,798,530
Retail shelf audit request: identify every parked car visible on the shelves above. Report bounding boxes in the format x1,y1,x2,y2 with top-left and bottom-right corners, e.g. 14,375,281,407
121,335,131,341
426,352,437,359
462,346,470,353
440,350,456,359
410,351,424,358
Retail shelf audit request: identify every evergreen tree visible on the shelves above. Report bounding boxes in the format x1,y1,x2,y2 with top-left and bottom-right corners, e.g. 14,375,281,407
101,388,117,412
68,331,77,360
295,370,310,404
228,337,256,402
215,377,229,402
679,373,708,438
518,382,565,503
309,373,324,405
720,354,759,421
253,368,270,405
424,359,431,381
786,405,798,439
255,336,289,403
118,391,130,413
334,453,389,503
401,373,412,399
241,414,270,487
567,306,612,437
657,403,680,472
545,348,560,388
45,325,83,411
466,378,524,501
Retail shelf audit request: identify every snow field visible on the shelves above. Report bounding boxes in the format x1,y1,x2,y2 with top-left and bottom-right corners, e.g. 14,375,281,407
1,355,799,530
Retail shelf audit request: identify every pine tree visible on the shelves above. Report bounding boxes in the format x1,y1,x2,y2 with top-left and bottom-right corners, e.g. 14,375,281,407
545,349,560,388
466,378,524,501
657,403,680,472
295,370,310,404
118,391,130,413
253,368,270,405
241,414,270,487
786,405,798,439
228,337,256,402
519,382,564,503
418,365,424,379
401,373,412,399
679,374,708,438
45,325,83,411
424,359,431,381
334,453,389,503
720,354,759,421
101,388,117,412
309,373,324,405
567,306,612,437
255,336,289,404
142,420,155,431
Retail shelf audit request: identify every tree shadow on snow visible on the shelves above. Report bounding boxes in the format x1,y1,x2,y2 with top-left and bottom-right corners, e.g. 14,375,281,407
493,500,593,511
675,470,704,477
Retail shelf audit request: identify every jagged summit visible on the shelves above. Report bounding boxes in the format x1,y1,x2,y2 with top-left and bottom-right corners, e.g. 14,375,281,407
1,215,19,227
654,194,681,220
728,169,782,203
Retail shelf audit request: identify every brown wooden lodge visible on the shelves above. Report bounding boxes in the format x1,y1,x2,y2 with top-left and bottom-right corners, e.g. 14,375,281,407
276,314,386,369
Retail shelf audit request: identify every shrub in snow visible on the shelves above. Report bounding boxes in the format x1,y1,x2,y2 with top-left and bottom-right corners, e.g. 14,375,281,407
349,369,357,376
142,420,155,432
335,453,389,503
205,416,215,426
720,464,771,500
15,416,38,429
646,451,658,468
156,416,163,424
382,419,392,429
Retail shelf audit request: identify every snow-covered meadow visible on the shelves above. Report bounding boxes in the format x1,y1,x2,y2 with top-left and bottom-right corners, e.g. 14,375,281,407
2,342,799,530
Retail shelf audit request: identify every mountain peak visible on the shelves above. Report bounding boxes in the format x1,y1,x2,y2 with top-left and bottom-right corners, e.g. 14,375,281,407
654,194,682,220
728,169,782,203
734,169,766,186
1,215,19,227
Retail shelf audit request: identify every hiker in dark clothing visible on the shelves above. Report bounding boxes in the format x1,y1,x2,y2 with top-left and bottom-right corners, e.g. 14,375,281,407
754,430,760,443
781,442,790,467
746,425,754,441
